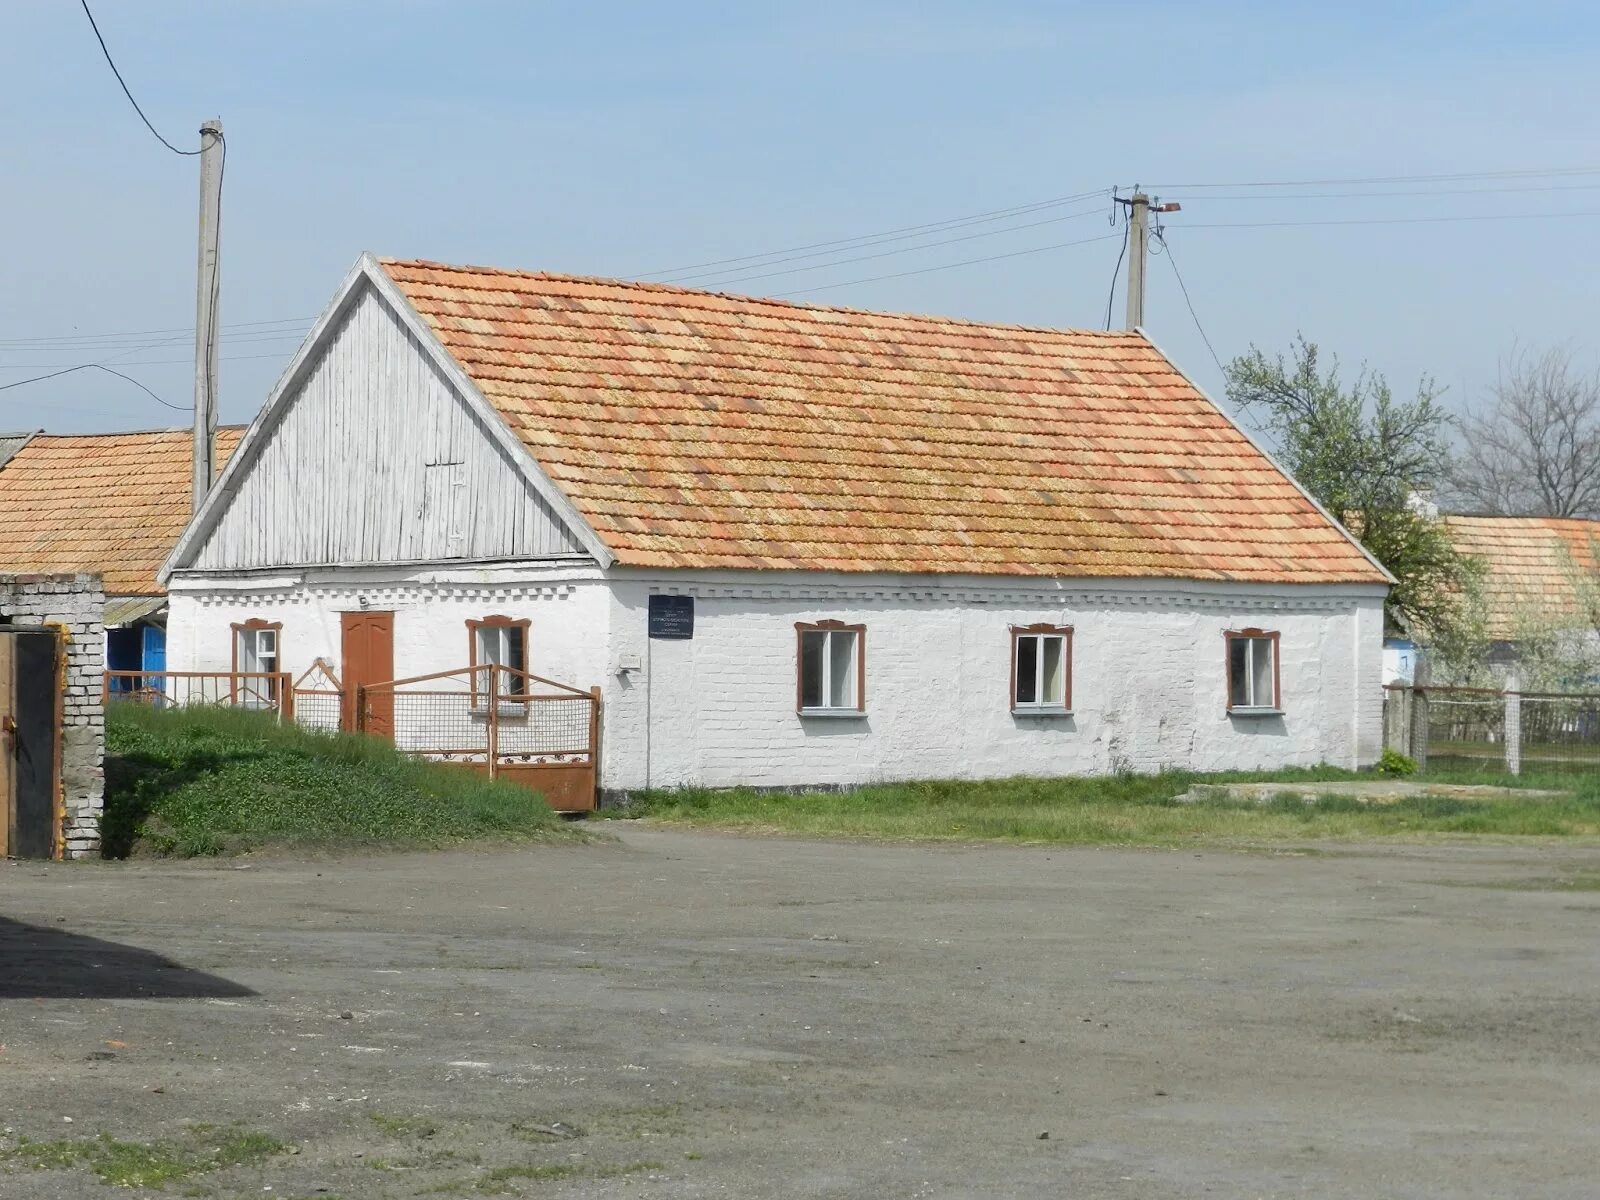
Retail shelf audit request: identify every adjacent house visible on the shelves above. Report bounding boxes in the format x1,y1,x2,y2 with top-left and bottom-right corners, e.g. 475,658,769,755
160,255,1391,795
1443,514,1600,679
0,428,244,683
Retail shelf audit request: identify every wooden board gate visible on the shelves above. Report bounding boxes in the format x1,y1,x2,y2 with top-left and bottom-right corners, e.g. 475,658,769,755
355,665,600,812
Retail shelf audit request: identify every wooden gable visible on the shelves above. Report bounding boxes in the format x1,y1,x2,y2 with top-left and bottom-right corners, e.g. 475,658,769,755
176,274,598,575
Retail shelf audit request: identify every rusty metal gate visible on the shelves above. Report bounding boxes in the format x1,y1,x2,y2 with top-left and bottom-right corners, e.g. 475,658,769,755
355,665,600,812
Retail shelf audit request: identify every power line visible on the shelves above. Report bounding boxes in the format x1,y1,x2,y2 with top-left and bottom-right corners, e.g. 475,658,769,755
0,363,184,409
1182,208,1600,230
1165,181,1600,203
1103,220,1128,331
79,0,200,156
639,188,1111,278
0,350,295,371
0,316,311,347
1143,166,1600,190
693,200,1109,290
775,231,1122,298
1152,230,1223,375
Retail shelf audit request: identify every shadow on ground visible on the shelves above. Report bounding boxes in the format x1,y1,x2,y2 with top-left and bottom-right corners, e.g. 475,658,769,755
0,916,255,1000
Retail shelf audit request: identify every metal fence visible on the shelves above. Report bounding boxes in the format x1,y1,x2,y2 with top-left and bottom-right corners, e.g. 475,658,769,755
357,664,600,811
1384,685,1600,773
290,659,344,733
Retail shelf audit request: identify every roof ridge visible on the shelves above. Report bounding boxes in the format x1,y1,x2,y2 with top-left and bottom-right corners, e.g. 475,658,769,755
24,424,250,441
376,256,1146,342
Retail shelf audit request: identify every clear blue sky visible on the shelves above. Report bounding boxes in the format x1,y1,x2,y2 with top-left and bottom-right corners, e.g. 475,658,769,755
2,1,1597,433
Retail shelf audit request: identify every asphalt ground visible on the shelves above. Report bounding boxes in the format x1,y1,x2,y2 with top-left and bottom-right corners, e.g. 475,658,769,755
2,826,1597,1198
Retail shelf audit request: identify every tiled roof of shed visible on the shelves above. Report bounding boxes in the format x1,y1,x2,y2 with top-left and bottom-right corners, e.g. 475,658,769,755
379,258,1387,584
0,427,244,596
1445,515,1600,637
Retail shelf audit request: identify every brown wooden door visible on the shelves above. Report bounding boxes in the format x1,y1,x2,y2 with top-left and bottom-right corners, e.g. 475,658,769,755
341,611,395,735
0,634,13,857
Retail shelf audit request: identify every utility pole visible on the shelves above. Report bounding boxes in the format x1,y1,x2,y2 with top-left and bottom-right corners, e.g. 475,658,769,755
192,118,223,511
1115,190,1181,331
1125,192,1149,330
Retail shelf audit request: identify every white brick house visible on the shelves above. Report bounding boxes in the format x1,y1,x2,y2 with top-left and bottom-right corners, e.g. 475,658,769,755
162,255,1391,796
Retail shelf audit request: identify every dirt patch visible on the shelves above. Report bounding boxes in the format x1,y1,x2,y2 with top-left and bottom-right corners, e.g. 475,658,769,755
2,829,1598,1197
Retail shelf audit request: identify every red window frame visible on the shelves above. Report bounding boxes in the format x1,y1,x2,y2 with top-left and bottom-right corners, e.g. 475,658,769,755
1224,628,1282,711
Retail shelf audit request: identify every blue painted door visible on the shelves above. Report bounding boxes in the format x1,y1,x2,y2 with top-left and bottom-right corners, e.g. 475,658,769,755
142,624,167,673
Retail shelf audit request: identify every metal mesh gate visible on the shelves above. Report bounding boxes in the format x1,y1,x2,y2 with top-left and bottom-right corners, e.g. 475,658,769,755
356,665,600,811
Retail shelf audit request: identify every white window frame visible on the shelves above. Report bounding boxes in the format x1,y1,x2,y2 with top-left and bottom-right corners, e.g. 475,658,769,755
1011,625,1072,715
796,622,865,717
1226,630,1281,714
232,622,280,708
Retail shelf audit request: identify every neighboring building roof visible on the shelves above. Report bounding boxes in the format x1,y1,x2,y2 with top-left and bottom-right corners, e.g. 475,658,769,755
0,430,39,470
1445,515,1600,637
372,259,1387,585
0,428,245,596
105,595,168,627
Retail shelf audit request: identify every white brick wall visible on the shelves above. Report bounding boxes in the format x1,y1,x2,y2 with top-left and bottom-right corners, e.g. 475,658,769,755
170,565,1386,798
0,573,105,858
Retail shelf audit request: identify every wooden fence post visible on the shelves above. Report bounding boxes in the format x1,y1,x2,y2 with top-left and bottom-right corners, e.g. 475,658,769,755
589,685,602,808
486,665,500,780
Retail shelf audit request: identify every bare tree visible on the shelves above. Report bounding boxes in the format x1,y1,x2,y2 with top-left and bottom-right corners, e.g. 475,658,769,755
1448,345,1600,518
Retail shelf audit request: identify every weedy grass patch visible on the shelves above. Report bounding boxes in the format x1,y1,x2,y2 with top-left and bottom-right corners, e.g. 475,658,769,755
104,703,579,858
609,766,1600,846
3,1125,285,1188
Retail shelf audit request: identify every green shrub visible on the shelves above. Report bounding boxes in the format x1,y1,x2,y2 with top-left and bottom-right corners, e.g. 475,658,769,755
1376,748,1419,776
104,703,571,858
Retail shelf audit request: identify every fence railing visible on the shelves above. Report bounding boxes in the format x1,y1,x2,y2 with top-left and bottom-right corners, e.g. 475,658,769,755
1384,685,1600,773
104,670,294,715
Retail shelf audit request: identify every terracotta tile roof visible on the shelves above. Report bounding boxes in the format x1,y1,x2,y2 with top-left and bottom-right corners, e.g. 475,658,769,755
1445,515,1600,637
0,428,244,596
379,258,1387,584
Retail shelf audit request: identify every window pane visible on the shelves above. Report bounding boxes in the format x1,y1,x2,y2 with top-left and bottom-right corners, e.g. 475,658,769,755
476,627,500,666
1251,637,1274,707
828,630,856,708
507,627,526,674
1015,636,1038,705
1228,636,1249,707
800,630,825,708
1041,636,1064,705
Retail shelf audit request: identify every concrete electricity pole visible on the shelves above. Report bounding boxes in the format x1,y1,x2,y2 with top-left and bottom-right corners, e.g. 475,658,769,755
1116,190,1181,331
191,118,223,511
1124,192,1150,330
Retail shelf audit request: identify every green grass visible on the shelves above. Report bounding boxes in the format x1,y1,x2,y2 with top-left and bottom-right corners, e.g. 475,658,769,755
3,1126,284,1188
104,703,578,858
607,766,1600,846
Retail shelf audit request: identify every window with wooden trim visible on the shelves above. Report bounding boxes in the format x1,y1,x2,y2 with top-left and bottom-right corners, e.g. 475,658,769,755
1226,629,1281,712
231,618,282,707
1011,624,1072,713
796,621,865,715
468,615,530,699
